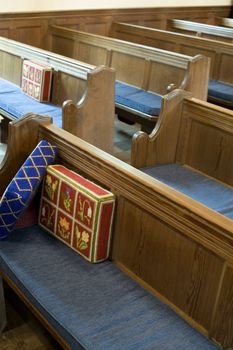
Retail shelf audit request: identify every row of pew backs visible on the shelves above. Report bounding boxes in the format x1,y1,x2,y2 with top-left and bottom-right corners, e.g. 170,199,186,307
48,24,210,101
110,22,233,108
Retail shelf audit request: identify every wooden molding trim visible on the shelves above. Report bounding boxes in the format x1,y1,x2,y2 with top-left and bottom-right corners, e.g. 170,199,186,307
0,6,230,19
0,6,230,48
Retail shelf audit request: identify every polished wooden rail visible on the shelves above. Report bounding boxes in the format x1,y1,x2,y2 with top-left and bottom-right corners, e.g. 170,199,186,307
167,19,233,43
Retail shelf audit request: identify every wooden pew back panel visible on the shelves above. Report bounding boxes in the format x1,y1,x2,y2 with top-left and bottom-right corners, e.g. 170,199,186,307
111,51,146,87
51,71,87,105
0,36,115,153
0,38,91,105
176,99,233,186
76,42,109,66
0,50,22,86
110,23,233,85
0,52,90,107
147,61,185,95
48,25,209,99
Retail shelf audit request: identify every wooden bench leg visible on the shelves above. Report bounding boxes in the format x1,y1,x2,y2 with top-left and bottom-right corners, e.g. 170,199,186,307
0,277,7,334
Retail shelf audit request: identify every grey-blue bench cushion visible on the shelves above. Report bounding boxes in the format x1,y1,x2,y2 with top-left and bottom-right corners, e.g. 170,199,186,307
142,163,233,220
0,78,62,127
208,79,233,103
115,81,162,116
0,225,218,350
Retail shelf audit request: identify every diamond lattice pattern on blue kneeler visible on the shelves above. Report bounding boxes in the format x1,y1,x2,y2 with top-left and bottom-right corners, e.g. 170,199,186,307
0,140,58,239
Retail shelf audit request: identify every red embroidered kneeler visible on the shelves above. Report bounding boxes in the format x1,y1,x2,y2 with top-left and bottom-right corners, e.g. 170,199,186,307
39,165,115,263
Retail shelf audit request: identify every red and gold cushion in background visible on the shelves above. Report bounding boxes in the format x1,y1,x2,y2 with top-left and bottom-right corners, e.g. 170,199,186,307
21,60,53,102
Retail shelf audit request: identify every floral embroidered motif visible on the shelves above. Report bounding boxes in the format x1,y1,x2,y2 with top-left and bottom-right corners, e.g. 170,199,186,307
78,197,92,225
58,216,70,239
41,203,55,230
75,225,89,251
45,175,58,201
62,188,72,212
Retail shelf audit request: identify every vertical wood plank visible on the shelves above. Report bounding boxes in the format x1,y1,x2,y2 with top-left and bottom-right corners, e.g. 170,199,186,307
210,266,233,349
113,198,224,332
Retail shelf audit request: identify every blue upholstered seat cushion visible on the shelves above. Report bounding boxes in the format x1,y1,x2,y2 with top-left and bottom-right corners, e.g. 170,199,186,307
208,79,233,102
0,140,57,239
142,163,233,219
115,81,162,115
0,225,218,350
0,78,62,126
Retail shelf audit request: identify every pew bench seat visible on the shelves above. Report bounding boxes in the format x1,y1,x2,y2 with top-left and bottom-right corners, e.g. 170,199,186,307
0,78,62,126
0,78,161,134
115,81,162,131
208,79,233,106
142,163,233,220
0,224,219,350
115,81,162,116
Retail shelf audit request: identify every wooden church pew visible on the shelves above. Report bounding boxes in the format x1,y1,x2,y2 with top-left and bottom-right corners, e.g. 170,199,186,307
110,22,233,109
47,24,209,131
131,90,233,220
0,113,232,349
130,92,233,349
0,36,115,153
166,19,233,43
